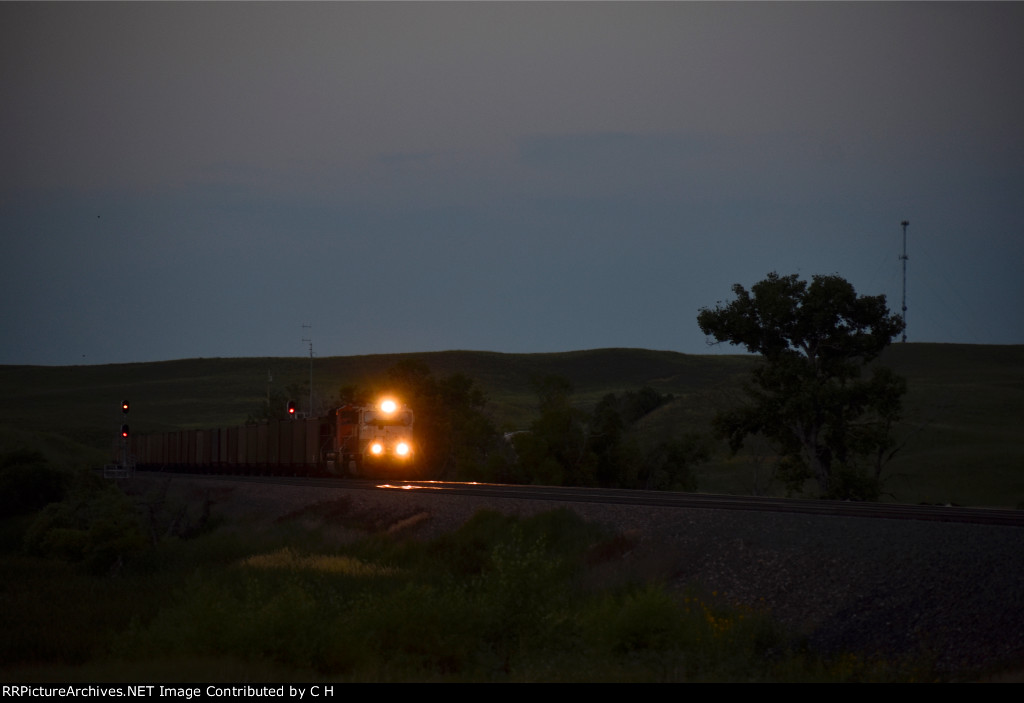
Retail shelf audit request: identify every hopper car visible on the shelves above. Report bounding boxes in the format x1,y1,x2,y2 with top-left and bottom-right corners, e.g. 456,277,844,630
129,397,415,477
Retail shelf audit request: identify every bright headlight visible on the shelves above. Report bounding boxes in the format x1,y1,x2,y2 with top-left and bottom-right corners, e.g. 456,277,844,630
380,398,397,414
370,442,384,455
395,442,411,457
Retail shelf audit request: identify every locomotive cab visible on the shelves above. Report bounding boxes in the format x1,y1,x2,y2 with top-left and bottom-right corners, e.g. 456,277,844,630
330,397,415,476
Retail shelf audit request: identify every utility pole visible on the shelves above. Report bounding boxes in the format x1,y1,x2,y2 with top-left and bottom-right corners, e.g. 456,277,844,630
302,324,313,416
900,220,909,343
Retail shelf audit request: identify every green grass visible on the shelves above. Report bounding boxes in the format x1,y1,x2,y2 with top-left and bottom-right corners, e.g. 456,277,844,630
0,490,951,682
1,344,1022,506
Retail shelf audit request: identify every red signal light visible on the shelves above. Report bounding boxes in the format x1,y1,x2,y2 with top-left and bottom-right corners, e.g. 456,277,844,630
287,401,296,417
121,424,129,438
121,400,130,414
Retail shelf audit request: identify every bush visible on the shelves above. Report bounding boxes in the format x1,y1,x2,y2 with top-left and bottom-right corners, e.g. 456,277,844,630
24,472,146,574
642,436,708,491
0,449,69,518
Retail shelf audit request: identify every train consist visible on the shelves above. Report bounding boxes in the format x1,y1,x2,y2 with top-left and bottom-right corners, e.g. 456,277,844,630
129,397,415,477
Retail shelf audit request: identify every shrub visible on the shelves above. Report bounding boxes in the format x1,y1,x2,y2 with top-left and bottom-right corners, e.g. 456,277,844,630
24,472,146,573
0,449,69,517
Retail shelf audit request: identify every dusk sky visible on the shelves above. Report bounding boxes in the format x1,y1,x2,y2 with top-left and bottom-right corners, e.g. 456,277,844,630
3,2,1022,366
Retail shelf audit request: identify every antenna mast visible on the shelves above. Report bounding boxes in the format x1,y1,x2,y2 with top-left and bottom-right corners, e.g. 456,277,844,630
900,220,909,343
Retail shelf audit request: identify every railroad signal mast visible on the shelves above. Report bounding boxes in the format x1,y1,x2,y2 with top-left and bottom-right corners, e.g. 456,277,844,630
106,399,134,478
900,220,909,343
120,399,130,444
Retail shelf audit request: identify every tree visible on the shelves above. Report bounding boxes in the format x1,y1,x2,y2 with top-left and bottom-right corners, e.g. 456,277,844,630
697,272,906,499
384,359,500,479
513,375,592,486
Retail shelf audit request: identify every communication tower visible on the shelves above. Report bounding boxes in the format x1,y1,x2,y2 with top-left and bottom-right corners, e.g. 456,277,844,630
900,220,909,343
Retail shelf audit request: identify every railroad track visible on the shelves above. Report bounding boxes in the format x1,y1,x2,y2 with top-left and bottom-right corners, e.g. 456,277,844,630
152,472,1024,527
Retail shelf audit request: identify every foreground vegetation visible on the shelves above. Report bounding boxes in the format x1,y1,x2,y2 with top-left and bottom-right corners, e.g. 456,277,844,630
2,464,946,682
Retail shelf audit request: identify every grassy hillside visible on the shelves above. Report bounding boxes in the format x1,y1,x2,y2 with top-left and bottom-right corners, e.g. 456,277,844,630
0,348,753,440
1,344,1021,506
874,344,1024,507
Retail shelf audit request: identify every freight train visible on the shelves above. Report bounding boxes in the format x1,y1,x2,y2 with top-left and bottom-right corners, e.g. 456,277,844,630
129,397,415,477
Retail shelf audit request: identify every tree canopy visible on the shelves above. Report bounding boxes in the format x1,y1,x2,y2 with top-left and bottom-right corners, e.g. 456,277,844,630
382,359,499,480
697,273,906,499
508,376,697,490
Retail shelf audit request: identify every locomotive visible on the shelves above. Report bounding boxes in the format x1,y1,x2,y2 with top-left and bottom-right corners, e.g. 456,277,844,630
129,397,415,477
